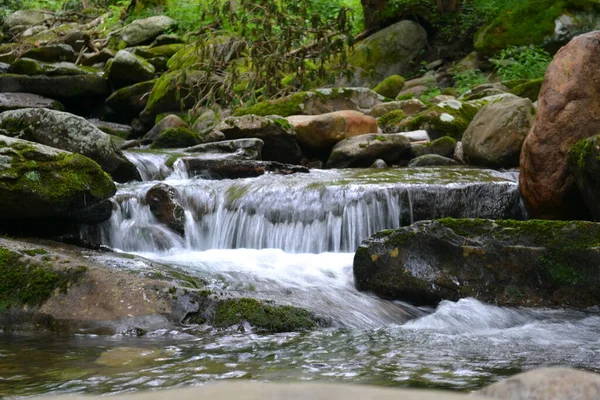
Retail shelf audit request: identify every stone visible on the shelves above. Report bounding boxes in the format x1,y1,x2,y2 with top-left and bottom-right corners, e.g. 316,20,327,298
462,96,535,168
88,120,134,139
411,136,456,159
458,83,509,101
0,135,115,220
378,110,407,133
373,75,405,99
8,58,94,76
430,95,456,104
151,127,201,149
105,79,156,120
408,154,458,167
81,48,115,66
151,33,184,47
0,74,110,98
478,367,600,400
21,44,76,63
569,135,600,221
396,85,427,99
370,99,426,118
145,183,186,234
142,114,189,143
104,50,155,83
0,108,139,182
234,88,384,117
399,100,481,140
3,10,49,30
0,92,63,112
289,110,378,157
511,78,544,102
185,138,263,161
192,109,218,138
218,115,302,164
354,219,600,308
520,31,600,219
401,130,430,142
181,158,309,179
346,20,427,86
370,159,388,168
120,16,177,47
326,133,411,168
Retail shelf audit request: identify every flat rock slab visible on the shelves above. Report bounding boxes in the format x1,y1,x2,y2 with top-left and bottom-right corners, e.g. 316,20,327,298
0,74,110,97
181,158,309,179
0,92,64,112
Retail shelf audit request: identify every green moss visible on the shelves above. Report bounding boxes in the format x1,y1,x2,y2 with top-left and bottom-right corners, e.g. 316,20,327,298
396,93,415,101
373,75,406,99
233,92,309,117
402,101,480,140
151,127,200,149
568,137,594,170
270,116,293,131
213,298,317,333
511,78,544,101
21,249,49,257
225,185,250,203
378,110,407,131
0,247,86,311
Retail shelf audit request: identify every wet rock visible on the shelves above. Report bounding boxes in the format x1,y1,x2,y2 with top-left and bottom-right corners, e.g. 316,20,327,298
408,154,458,167
462,96,534,168
185,138,263,161
145,183,186,235
9,58,94,76
569,135,600,221
104,50,155,84
290,110,378,157
0,92,63,112
0,135,115,219
478,367,600,400
0,108,139,182
120,16,177,47
326,133,411,168
218,115,301,164
354,219,600,308
346,20,427,86
234,88,384,118
371,99,426,118
96,347,168,367
454,141,466,164
21,44,76,63
520,31,600,219
181,158,308,179
0,74,110,98
370,159,388,168
105,79,156,120
411,136,456,159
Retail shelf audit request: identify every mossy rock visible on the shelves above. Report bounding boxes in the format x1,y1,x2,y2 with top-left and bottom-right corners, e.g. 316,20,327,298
148,43,185,58
411,136,456,158
0,74,110,98
568,135,600,221
105,79,156,119
0,135,116,219
212,298,318,333
150,127,201,149
167,36,241,71
373,75,406,99
8,58,95,76
474,0,600,55
511,78,544,102
104,50,155,83
354,218,600,308
378,110,407,133
408,154,458,167
399,100,481,140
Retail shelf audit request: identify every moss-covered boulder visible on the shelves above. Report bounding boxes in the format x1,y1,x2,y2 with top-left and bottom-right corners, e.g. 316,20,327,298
458,83,509,102
411,136,456,159
373,75,406,99
151,127,201,149
120,16,177,47
371,99,426,118
511,78,544,102
104,50,155,84
0,108,139,182
354,219,600,308
0,74,110,98
233,88,384,118
346,20,427,86
398,100,481,140
105,79,156,120
8,58,95,76
377,110,407,133
474,1,600,55
326,133,411,168
569,135,600,221
21,44,76,63
0,135,115,219
408,154,458,167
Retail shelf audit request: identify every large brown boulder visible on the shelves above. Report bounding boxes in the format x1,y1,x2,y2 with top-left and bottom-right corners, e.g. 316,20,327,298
520,31,600,219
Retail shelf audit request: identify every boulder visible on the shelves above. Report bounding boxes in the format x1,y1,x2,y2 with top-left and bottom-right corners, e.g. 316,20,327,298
290,110,378,157
81,48,116,66
218,115,302,164
569,135,600,220
354,219,600,308
104,50,155,83
151,127,201,149
511,78,544,102
0,74,110,98
458,83,509,101
378,110,407,133
89,120,134,139
185,138,263,161
520,31,600,219
3,10,49,30
8,58,94,76
234,88,384,117
120,16,177,47
478,367,600,400
105,79,156,120
346,20,427,86
142,114,189,143
0,108,139,182
462,96,535,168
191,109,218,138
326,133,411,168
21,44,76,63
0,92,63,112
411,136,456,159
408,154,458,167
373,75,405,99
145,183,185,234
370,99,426,118
0,135,115,220
180,158,309,179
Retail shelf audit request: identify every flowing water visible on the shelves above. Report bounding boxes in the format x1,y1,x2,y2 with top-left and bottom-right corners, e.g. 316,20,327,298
2,152,599,398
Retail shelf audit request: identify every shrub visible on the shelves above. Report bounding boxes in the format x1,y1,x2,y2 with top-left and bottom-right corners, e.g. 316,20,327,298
492,45,552,81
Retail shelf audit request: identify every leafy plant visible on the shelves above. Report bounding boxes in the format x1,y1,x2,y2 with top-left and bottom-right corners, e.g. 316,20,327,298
492,45,552,81
453,69,487,94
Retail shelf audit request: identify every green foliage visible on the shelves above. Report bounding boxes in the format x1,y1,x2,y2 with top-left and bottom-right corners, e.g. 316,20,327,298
453,69,487,94
492,45,552,81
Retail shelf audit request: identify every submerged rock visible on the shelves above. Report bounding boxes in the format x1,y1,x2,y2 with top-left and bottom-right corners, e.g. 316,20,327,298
354,219,600,308
145,183,186,235
0,135,115,220
326,133,411,168
0,108,139,182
